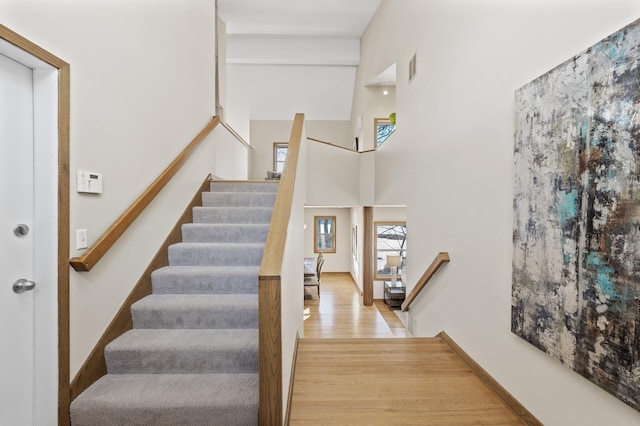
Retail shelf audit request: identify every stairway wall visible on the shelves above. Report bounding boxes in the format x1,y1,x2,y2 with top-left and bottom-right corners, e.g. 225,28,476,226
354,1,640,425
1,0,222,379
279,123,307,419
70,180,277,425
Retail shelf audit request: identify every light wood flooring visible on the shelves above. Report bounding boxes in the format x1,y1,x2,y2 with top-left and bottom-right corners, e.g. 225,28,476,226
291,273,533,425
303,272,407,339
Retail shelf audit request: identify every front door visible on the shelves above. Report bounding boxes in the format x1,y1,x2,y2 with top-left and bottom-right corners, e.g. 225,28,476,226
0,52,36,425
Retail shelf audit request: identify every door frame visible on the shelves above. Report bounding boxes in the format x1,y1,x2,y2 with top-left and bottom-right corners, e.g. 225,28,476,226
0,24,71,426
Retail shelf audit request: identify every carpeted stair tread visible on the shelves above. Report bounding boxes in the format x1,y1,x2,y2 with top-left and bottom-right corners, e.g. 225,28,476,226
168,243,265,266
181,223,269,243
71,181,270,425
105,329,258,374
210,181,278,193
151,266,259,294
132,294,258,329
192,207,273,224
70,373,258,426
202,191,276,207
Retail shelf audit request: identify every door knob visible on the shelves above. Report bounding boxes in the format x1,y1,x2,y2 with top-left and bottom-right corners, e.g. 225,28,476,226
13,224,29,237
13,279,36,294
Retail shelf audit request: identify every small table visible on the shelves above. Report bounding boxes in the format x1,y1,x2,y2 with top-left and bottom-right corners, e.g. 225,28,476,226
383,281,406,310
304,257,316,277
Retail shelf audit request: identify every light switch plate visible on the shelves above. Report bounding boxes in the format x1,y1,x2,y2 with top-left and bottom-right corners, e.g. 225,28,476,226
76,229,88,250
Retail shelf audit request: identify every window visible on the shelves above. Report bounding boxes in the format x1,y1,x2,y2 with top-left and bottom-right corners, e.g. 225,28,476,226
374,118,396,147
314,216,336,253
273,142,288,173
375,222,406,280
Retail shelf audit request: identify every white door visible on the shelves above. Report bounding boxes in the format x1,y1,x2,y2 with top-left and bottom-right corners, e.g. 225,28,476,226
0,52,36,425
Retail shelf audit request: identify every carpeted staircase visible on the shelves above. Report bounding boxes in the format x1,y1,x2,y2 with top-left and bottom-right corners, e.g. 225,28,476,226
70,180,278,426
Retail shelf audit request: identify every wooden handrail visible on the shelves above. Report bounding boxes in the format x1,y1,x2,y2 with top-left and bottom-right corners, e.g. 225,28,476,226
258,113,305,425
70,116,220,271
401,252,450,311
307,136,355,152
220,122,253,150
259,113,304,277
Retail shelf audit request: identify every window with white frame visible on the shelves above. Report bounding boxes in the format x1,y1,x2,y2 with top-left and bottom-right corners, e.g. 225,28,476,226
273,142,288,173
374,221,406,280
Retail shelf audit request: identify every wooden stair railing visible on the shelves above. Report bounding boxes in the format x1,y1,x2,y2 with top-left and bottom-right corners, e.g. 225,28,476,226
401,252,450,311
307,136,356,152
258,113,305,425
70,116,220,271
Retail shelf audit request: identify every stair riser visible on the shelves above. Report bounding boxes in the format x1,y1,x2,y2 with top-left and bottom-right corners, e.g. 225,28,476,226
72,405,257,426
151,267,259,294
202,192,276,207
181,224,269,243
168,245,264,266
152,276,258,294
192,207,273,224
132,307,258,329
70,374,258,426
105,348,258,374
210,181,278,193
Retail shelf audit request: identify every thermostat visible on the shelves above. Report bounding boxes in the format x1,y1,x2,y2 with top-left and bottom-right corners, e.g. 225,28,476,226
77,170,103,194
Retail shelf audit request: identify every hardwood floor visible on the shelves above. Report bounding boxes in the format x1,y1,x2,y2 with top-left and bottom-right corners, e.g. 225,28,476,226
373,299,411,338
292,272,535,425
288,338,526,425
303,273,400,338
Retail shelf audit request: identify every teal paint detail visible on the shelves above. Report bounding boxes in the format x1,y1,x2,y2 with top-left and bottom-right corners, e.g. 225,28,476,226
595,35,628,63
557,190,578,227
580,120,589,139
586,252,619,300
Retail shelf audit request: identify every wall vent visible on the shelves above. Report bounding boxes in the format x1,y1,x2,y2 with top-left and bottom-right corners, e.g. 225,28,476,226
409,53,417,84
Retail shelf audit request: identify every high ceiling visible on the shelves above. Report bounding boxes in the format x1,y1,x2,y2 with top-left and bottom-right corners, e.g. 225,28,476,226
218,0,382,37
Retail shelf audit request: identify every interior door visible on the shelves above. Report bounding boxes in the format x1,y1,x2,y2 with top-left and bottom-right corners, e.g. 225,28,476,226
0,52,36,425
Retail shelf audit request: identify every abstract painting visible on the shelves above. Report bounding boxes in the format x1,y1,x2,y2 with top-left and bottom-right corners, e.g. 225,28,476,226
512,18,640,411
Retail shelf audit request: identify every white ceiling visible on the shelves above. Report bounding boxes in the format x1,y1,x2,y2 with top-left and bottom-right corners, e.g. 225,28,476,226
218,0,382,37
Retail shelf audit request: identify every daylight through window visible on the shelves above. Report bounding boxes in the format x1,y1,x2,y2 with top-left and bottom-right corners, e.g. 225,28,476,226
375,222,406,280
314,216,336,253
273,143,288,173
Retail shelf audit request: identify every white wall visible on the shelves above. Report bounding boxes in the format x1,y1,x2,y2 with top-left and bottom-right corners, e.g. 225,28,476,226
1,0,217,378
304,208,352,273
212,125,249,180
226,35,359,142
374,130,404,205
228,64,356,142
356,1,640,424
249,120,353,180
306,120,352,149
305,141,360,207
350,207,364,293
354,85,396,151
280,125,306,418
227,35,360,66
217,17,227,119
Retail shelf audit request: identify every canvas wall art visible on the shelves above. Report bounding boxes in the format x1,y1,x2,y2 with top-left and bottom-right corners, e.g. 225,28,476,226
512,18,640,410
